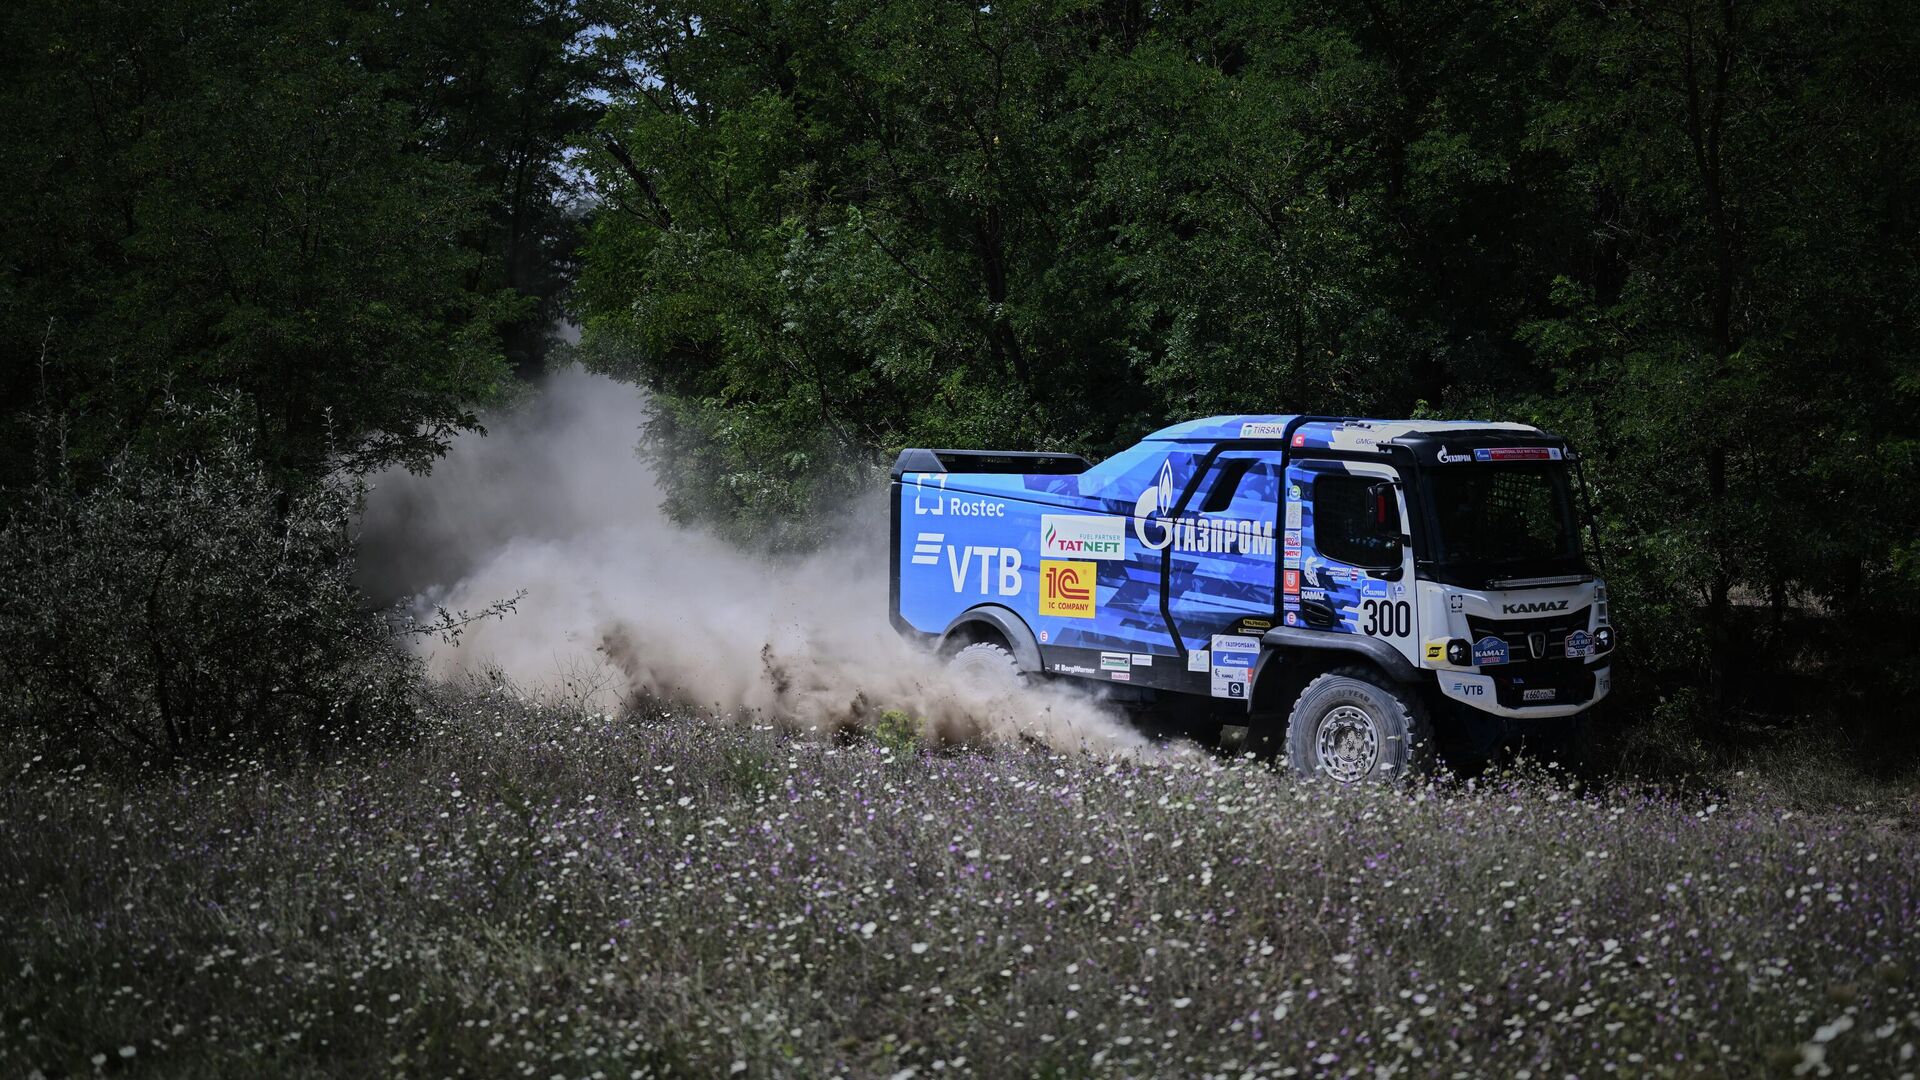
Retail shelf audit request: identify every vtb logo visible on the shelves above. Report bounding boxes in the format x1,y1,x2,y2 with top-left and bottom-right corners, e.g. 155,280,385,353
1040,560,1097,619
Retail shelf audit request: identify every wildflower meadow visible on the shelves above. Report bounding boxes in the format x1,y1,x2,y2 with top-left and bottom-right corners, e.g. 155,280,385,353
3,690,1916,1078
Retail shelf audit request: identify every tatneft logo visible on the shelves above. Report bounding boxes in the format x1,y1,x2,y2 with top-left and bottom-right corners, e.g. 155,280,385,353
1502,600,1571,614
1040,559,1097,618
915,533,1023,596
1435,445,1475,464
1041,515,1125,560
1132,459,1276,556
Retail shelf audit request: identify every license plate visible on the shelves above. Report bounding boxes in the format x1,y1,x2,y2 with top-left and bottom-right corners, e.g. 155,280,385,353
1523,688,1557,702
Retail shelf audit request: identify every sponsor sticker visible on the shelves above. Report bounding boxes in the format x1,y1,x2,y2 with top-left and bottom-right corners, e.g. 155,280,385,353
1435,445,1474,464
1209,635,1260,699
1448,593,1465,613
1131,459,1275,556
1041,515,1126,561
1285,501,1303,529
909,473,948,513
1038,630,1049,643
1283,569,1300,595
1239,421,1290,438
1110,670,1132,682
1039,560,1097,618
1052,663,1096,676
1285,611,1299,626
1100,652,1130,672
942,545,1023,596
1424,641,1446,662
1288,483,1303,501
910,531,943,566
1131,653,1153,667
1472,635,1510,666
1564,629,1594,659
1442,673,1493,700
1475,447,1562,462
1188,649,1209,673
1291,433,1306,447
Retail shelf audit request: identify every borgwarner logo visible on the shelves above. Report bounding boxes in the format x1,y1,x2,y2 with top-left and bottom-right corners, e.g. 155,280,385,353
1133,460,1275,555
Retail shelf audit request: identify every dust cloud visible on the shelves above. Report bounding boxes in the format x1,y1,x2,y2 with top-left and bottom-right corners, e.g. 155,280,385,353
359,368,1152,754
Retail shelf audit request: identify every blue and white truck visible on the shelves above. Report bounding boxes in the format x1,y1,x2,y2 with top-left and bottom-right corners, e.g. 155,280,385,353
889,415,1614,781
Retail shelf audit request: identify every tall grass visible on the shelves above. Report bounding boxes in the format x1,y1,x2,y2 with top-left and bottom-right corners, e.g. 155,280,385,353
3,689,1916,1078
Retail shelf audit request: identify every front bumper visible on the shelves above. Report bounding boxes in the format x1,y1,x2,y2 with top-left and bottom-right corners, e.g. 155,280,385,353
1434,663,1610,719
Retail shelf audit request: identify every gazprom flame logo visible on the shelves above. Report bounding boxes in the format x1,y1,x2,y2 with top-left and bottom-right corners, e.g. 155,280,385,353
1130,458,1275,557
1132,460,1177,550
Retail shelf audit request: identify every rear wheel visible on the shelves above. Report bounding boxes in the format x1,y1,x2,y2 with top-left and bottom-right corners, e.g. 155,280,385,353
946,641,1026,691
1284,667,1433,783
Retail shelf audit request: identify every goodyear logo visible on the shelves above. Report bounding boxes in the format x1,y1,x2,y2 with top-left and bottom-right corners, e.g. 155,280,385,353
1040,560,1097,619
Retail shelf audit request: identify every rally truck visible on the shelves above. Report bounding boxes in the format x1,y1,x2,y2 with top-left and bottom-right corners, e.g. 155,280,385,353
888,414,1614,781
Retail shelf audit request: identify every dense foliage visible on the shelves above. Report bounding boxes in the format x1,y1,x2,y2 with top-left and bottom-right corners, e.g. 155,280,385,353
575,0,1920,731
0,0,590,485
3,694,1915,1076
0,414,419,764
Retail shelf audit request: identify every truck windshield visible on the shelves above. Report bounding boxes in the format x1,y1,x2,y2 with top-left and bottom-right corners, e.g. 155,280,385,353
1423,464,1584,580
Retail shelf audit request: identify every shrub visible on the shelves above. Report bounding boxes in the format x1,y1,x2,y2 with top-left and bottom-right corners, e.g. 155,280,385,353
0,428,420,767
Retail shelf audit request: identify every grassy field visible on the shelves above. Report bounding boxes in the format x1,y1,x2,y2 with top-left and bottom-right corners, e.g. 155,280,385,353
3,690,1918,1079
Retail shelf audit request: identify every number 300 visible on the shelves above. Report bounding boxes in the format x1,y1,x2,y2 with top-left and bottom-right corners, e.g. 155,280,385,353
1361,599,1411,637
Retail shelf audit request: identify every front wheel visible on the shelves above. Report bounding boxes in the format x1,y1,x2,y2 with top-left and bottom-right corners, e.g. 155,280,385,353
1285,667,1433,783
945,640,1026,692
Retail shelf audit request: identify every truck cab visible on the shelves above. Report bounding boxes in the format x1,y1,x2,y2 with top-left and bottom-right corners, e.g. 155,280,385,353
889,414,1613,780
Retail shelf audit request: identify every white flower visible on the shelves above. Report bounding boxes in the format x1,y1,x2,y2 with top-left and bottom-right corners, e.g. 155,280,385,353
1173,997,1192,1009
911,942,929,955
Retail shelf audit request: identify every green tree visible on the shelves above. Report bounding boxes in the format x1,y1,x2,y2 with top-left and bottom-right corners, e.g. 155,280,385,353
1523,0,1920,721
0,0,588,488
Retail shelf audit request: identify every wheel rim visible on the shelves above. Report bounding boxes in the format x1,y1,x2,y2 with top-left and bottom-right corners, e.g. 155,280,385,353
1315,704,1381,782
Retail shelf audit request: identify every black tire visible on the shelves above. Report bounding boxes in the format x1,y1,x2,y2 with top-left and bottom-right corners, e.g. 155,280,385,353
1284,666,1433,783
946,641,1026,691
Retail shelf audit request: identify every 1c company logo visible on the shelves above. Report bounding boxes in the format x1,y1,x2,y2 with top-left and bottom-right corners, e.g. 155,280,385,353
1040,560,1097,618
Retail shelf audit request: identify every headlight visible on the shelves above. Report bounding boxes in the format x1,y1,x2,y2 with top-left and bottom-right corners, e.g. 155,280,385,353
1595,626,1615,653
1445,639,1471,665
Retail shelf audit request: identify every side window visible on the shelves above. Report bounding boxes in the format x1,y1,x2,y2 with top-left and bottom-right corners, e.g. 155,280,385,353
1195,454,1281,521
1201,458,1254,513
1313,474,1400,568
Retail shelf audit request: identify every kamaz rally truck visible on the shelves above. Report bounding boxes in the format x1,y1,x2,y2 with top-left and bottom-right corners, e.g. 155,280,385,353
889,415,1614,781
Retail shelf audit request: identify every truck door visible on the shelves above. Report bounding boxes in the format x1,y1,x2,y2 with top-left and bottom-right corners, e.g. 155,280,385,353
1286,460,1419,668
1164,450,1284,687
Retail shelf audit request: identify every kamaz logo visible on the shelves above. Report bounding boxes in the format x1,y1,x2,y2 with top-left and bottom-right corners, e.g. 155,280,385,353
1502,600,1570,614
